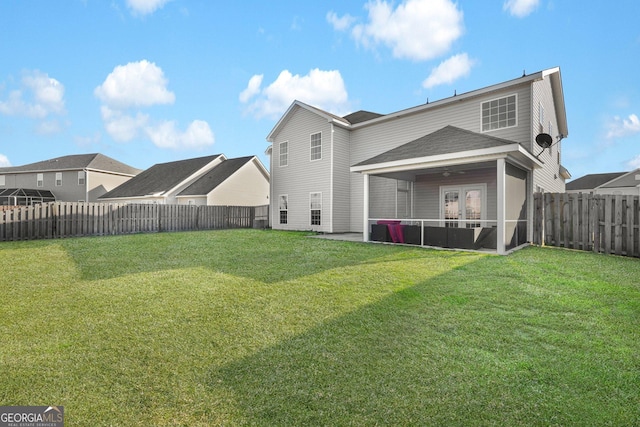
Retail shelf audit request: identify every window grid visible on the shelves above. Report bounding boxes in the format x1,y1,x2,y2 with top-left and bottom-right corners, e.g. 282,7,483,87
310,192,321,226
279,195,288,224
482,95,517,132
55,172,62,186
37,173,44,188
310,132,322,161
279,141,288,167
78,171,86,185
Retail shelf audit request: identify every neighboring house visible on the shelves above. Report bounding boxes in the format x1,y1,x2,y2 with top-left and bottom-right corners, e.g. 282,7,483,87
99,154,269,206
567,169,640,195
266,67,571,254
0,153,141,204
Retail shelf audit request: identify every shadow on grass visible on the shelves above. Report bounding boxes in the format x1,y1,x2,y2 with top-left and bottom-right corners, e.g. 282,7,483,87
205,252,638,426
58,229,462,283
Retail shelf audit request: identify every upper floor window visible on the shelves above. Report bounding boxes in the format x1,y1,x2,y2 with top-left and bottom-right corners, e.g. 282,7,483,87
78,171,86,185
310,132,322,161
0,175,5,186
481,94,516,132
55,172,62,186
37,173,44,187
279,141,288,167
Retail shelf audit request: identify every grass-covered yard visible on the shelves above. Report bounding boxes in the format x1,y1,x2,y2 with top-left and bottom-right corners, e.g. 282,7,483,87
1,229,638,426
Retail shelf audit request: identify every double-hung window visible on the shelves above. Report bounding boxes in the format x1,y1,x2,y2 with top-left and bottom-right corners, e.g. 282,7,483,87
279,141,288,167
481,94,516,132
0,175,5,186
55,172,62,186
310,192,321,226
78,171,86,185
310,132,321,161
37,173,44,187
279,195,288,224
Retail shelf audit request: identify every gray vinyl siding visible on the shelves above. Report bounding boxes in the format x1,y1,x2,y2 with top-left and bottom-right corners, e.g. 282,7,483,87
271,107,333,232
349,84,531,232
531,77,565,192
414,167,497,221
331,125,351,232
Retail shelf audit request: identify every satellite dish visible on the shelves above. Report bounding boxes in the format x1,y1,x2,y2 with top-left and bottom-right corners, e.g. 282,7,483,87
535,133,553,149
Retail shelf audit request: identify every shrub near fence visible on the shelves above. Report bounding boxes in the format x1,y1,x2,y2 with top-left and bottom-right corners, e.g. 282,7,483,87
534,193,640,258
0,202,269,242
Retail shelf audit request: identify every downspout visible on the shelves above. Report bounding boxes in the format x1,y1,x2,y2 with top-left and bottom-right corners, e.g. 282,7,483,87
85,168,89,202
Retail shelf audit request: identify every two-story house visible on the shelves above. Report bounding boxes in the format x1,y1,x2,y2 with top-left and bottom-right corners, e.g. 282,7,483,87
266,67,570,254
0,153,141,205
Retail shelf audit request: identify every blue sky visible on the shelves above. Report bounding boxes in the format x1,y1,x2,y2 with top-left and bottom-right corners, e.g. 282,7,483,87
1,0,639,180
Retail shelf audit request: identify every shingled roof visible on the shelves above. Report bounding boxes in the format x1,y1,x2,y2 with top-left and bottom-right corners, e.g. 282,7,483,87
178,156,255,196
354,125,516,167
0,153,141,175
99,155,222,199
566,172,626,191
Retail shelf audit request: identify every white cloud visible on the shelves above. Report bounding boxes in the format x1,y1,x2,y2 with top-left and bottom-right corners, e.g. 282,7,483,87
0,70,65,119
126,0,171,15
503,0,540,18
145,120,214,149
239,74,263,103
0,154,10,167
422,53,475,89
606,113,640,139
94,60,175,108
100,106,149,142
350,0,464,61
628,155,640,169
327,11,356,31
241,69,350,119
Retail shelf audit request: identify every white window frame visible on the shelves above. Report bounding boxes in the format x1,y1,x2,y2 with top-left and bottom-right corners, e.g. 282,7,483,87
439,184,487,228
279,194,288,224
310,192,322,226
481,94,517,132
55,172,62,186
37,173,44,188
78,170,86,185
310,132,322,161
279,141,288,167
0,175,5,186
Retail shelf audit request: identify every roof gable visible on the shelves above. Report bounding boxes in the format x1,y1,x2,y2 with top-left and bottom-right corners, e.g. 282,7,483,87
99,154,222,199
178,156,256,196
354,126,516,167
599,168,640,188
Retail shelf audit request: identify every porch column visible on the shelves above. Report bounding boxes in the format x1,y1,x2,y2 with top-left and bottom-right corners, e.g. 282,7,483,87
497,158,506,254
363,173,369,242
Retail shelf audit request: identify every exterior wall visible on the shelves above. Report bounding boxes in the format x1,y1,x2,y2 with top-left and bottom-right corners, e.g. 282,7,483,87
413,167,497,222
87,170,136,202
349,83,531,232
205,162,269,206
177,196,207,206
270,107,333,232
331,125,351,232
531,77,565,192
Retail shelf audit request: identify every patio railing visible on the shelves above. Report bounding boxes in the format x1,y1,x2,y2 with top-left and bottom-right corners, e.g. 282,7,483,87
367,218,527,251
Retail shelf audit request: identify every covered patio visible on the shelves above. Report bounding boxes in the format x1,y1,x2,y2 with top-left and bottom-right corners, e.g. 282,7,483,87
350,126,543,255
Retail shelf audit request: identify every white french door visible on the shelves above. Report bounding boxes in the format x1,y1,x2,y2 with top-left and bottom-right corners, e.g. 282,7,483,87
440,184,486,228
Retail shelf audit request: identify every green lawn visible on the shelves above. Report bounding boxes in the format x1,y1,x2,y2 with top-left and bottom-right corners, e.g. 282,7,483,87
1,229,638,426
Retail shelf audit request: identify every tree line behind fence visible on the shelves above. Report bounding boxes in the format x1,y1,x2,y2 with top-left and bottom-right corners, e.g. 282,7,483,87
534,193,640,258
0,202,270,242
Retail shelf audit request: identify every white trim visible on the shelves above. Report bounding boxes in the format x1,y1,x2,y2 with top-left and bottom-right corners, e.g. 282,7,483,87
278,194,288,225
309,191,322,226
351,144,542,175
329,124,334,233
497,158,506,255
310,131,322,161
279,141,289,167
480,93,518,133
363,174,369,242
439,183,487,228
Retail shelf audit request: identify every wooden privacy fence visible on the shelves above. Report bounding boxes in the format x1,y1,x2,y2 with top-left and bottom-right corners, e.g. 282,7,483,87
533,193,640,258
0,202,269,242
